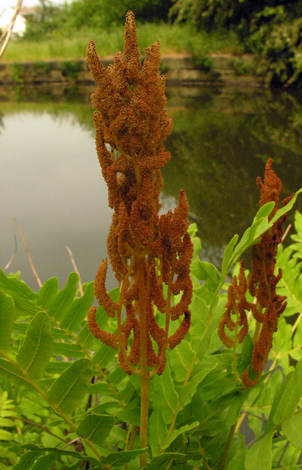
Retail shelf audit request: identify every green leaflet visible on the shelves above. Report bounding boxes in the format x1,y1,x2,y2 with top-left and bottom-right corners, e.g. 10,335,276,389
191,260,220,287
0,269,39,315
37,278,59,309
241,335,254,369
178,365,217,412
0,358,36,392
253,201,276,222
76,414,115,446
147,452,186,470
47,272,79,322
0,429,14,440
91,343,117,369
245,431,274,470
152,360,179,425
282,412,302,450
16,311,53,381
266,371,293,434
225,392,246,427
273,358,302,425
220,195,302,278
149,409,167,456
60,281,94,331
19,444,100,465
47,358,92,414
100,448,148,467
77,322,96,349
163,421,199,450
221,234,239,278
11,451,38,470
113,406,141,427
0,289,15,351
190,293,222,361
191,260,220,305
52,342,85,358
169,340,195,382
270,189,302,226
31,451,58,470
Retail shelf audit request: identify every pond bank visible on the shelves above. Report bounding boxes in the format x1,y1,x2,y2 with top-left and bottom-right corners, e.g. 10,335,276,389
0,54,263,88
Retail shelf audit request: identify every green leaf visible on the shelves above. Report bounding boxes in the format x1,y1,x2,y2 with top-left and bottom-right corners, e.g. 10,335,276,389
60,281,94,331
149,409,167,456
12,451,38,470
91,343,117,369
179,365,217,412
241,335,254,368
47,272,79,322
0,289,15,351
113,406,141,427
31,451,58,470
270,189,302,226
147,453,186,470
16,311,53,381
266,371,292,434
0,429,14,440
169,341,195,382
232,218,265,262
221,234,239,277
225,392,246,427
191,260,220,304
100,448,148,467
0,269,39,315
52,342,85,358
76,414,115,446
163,421,199,450
37,278,59,308
47,358,92,414
244,431,274,470
273,358,302,425
20,444,100,466
0,358,36,392
152,360,179,425
282,412,302,450
190,293,222,361
253,201,275,222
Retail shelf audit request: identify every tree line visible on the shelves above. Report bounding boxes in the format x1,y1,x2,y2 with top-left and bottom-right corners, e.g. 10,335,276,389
24,0,302,86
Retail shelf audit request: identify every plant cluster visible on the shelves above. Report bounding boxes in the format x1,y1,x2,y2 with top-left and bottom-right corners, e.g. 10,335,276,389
1,11,302,470
251,14,302,86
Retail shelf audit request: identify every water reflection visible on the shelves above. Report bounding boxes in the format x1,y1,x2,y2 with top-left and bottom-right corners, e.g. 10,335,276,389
1,85,302,291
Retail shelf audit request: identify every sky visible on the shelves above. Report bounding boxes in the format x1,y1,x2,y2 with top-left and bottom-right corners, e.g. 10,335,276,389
1,0,68,11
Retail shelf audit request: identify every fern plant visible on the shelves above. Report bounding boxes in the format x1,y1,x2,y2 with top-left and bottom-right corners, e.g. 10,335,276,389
1,10,302,470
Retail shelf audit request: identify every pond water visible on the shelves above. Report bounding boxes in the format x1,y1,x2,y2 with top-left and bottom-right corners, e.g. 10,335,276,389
1,84,302,292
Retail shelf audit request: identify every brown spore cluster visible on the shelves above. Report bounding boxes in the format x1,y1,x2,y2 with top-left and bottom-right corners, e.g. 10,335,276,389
86,11,193,376
218,159,294,387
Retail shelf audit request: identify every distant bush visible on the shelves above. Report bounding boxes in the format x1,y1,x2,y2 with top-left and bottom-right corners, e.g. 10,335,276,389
250,8,302,86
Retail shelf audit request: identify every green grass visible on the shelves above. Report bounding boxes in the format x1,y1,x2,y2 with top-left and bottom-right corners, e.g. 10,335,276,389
2,23,245,62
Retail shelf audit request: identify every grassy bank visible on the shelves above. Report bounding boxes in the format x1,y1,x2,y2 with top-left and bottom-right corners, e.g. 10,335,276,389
2,23,244,62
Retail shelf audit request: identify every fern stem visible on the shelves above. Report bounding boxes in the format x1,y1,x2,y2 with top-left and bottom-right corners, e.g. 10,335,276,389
137,258,149,468
218,422,237,470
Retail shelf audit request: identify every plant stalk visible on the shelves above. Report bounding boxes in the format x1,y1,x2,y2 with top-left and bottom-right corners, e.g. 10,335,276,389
218,422,237,470
137,258,149,467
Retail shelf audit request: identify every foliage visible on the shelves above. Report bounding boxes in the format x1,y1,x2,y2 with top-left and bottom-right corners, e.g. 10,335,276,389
2,202,302,469
170,0,302,33
170,0,302,86
2,10,302,470
22,0,173,41
250,14,302,86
